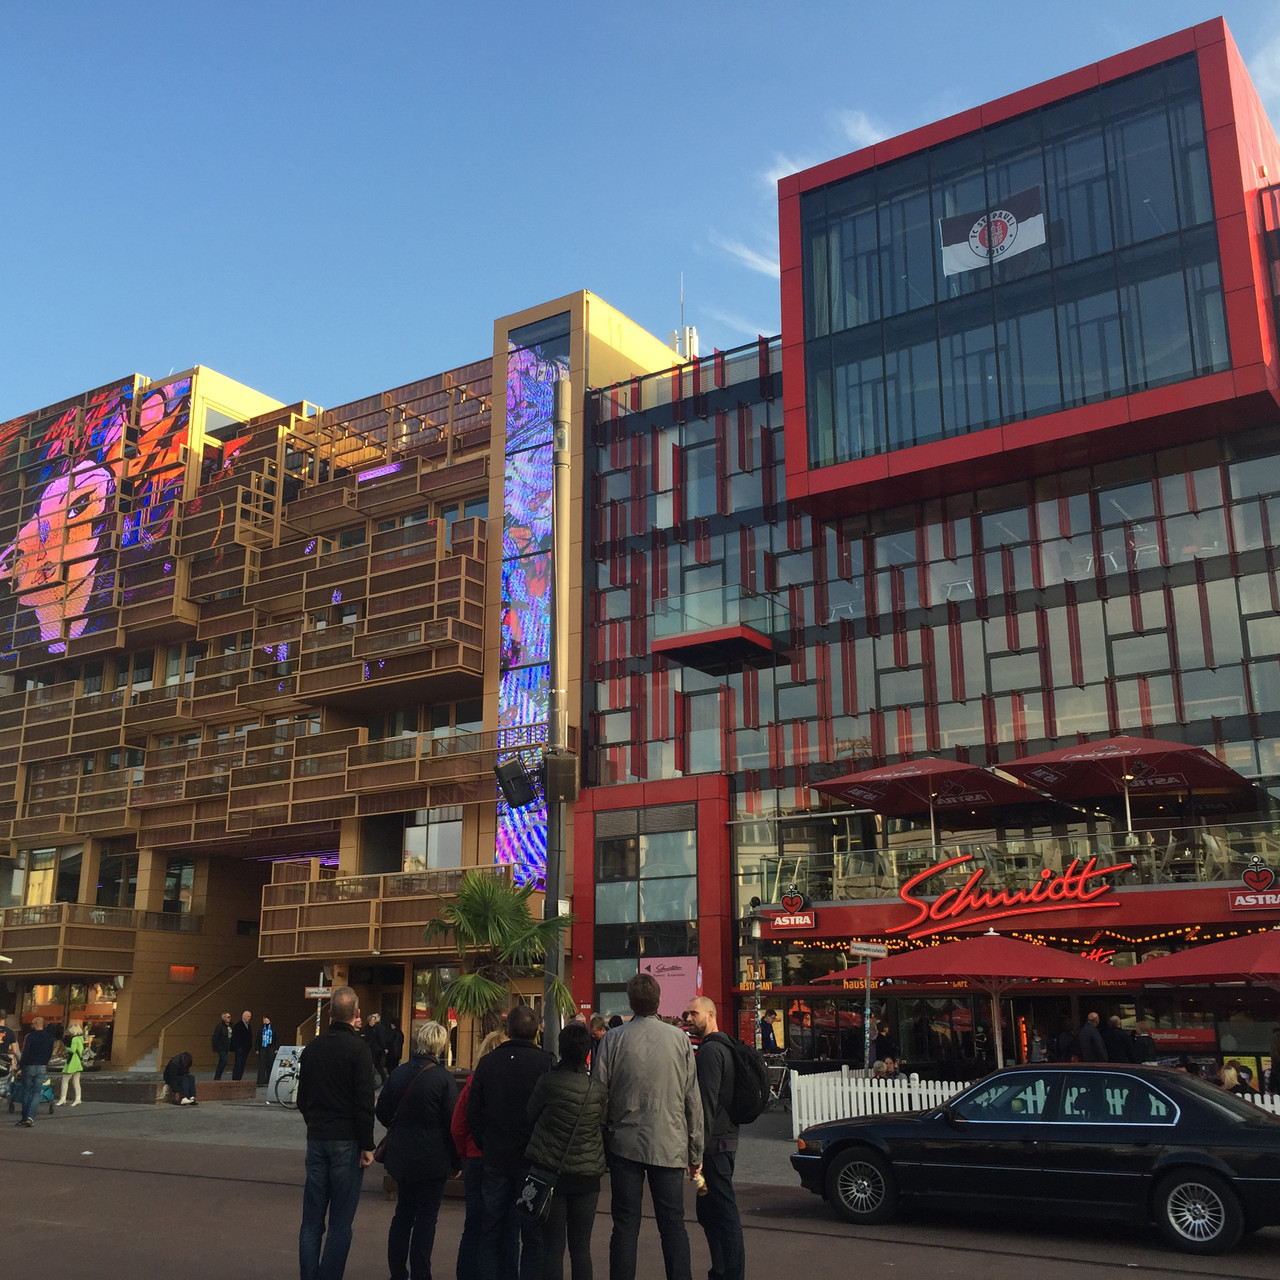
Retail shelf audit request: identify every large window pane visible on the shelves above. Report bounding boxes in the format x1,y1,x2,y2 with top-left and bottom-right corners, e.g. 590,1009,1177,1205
1057,258,1124,405
1118,238,1193,390
595,881,639,925
883,312,942,449
996,278,1062,418
640,830,697,877
939,294,999,433
639,876,697,922
831,327,886,459
878,154,936,316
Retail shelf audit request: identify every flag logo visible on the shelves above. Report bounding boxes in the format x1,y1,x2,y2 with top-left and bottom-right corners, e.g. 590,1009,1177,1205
940,186,1046,276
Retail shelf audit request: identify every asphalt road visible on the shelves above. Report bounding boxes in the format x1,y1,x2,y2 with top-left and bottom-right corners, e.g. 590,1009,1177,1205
2,1095,1278,1279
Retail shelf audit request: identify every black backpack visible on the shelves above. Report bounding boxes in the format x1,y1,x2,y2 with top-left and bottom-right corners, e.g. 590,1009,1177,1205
708,1033,771,1125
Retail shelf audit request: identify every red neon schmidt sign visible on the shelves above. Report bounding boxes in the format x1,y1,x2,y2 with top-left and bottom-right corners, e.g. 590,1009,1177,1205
889,854,1134,940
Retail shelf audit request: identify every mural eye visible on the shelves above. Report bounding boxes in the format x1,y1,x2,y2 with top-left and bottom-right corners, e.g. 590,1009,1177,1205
67,489,95,520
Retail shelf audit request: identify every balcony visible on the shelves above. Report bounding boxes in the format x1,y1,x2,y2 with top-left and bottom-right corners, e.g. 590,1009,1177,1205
739,818,1280,907
0,903,135,975
651,584,790,671
258,860,533,960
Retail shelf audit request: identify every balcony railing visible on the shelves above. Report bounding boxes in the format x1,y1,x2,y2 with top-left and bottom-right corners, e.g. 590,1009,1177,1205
652,583,789,642
259,861,523,960
740,819,1280,906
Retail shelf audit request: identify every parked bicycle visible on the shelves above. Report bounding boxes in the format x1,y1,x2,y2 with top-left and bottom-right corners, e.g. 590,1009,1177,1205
270,1049,301,1109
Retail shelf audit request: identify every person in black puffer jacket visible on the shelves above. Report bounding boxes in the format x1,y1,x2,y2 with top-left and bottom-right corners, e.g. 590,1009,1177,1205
375,1021,459,1280
525,1021,609,1280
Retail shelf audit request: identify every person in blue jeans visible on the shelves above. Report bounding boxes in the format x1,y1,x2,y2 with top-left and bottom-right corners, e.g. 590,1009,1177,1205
592,974,704,1280
15,1016,54,1127
296,987,376,1280
465,1004,554,1280
683,998,745,1280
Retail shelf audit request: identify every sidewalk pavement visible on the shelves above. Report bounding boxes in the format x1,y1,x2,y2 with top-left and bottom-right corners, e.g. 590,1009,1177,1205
8,1080,799,1185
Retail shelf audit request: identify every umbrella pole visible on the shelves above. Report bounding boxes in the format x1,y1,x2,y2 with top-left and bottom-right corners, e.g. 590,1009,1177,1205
929,797,937,852
990,989,1005,1070
1123,777,1133,833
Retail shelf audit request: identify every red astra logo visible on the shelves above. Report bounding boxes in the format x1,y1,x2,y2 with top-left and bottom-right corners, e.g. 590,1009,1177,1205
888,854,1134,940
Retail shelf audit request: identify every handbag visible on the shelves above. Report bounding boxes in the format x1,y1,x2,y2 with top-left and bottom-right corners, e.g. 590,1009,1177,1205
515,1073,597,1224
373,1059,436,1164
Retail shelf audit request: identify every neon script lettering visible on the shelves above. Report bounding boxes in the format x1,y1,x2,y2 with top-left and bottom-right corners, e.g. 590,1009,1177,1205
889,854,1134,940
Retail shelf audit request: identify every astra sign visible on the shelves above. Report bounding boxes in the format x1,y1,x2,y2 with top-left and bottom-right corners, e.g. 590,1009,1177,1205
889,854,1134,940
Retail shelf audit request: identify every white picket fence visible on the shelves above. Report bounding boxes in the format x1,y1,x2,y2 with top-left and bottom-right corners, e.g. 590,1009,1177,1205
790,1069,963,1138
790,1067,1280,1138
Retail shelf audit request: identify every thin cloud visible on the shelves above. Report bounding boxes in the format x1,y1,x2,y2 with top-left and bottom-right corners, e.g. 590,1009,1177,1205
711,235,780,280
704,307,777,340
762,153,814,188
1249,30,1280,123
836,108,888,151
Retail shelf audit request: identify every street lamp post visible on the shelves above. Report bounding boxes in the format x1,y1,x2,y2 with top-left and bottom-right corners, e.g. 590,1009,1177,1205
744,907,764,1049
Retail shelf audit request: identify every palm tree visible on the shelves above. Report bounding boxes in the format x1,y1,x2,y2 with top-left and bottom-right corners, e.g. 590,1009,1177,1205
421,868,576,1035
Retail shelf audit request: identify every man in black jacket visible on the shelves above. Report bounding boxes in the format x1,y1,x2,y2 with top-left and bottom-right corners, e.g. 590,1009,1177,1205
1101,1014,1138,1064
297,987,376,1280
466,1003,554,1280
211,1011,232,1080
230,1009,253,1081
683,997,744,1280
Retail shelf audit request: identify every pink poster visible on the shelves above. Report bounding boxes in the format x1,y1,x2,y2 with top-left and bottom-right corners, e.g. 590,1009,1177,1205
641,956,700,1018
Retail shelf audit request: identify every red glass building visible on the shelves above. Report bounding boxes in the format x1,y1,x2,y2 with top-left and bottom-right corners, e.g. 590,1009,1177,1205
576,18,1280,1077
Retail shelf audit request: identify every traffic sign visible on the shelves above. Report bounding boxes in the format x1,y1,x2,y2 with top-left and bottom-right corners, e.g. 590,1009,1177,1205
847,942,888,958
304,986,332,999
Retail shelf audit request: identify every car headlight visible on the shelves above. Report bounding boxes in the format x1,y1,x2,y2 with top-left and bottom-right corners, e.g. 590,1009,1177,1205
796,1137,824,1154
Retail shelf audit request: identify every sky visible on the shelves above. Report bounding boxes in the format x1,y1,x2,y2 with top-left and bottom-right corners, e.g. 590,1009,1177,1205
3,1,1280,423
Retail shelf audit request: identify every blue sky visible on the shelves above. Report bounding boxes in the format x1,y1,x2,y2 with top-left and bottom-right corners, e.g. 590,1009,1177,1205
3,1,1279,422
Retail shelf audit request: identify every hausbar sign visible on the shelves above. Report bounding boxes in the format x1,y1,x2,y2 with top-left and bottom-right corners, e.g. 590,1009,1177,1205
890,854,1134,940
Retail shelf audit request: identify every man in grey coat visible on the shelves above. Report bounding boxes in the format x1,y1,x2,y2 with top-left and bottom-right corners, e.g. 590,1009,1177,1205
593,973,703,1280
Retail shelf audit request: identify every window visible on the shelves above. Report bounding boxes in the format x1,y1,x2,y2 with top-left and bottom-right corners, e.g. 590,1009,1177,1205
97,854,138,908
802,56,1226,467
1060,1073,1175,1124
953,1073,1052,1121
402,807,463,872
163,857,195,913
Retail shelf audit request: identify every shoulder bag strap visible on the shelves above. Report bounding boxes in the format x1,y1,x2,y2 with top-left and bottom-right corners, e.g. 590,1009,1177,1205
385,1059,435,1133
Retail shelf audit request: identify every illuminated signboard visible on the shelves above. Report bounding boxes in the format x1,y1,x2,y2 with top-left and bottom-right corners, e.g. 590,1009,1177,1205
1,376,192,657
496,316,569,888
888,853,1134,940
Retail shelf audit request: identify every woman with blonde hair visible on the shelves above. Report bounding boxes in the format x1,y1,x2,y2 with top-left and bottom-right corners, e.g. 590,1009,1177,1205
374,1021,458,1280
56,1023,86,1106
453,1029,508,1280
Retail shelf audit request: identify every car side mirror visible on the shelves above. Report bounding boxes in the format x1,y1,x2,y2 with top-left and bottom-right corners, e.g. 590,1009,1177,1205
941,1104,966,1129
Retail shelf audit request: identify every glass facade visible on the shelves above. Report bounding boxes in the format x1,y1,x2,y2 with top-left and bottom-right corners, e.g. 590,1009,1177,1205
801,56,1229,466
592,802,698,1016
588,338,1280,902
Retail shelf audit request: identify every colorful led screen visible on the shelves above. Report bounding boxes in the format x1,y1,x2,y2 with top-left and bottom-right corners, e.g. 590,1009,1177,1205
0,377,193,658
497,320,570,887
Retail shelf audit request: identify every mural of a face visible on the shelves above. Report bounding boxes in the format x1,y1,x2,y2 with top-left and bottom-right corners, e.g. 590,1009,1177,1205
0,461,114,648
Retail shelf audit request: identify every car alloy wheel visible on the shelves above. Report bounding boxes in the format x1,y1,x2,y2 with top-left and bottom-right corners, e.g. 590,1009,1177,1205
1155,1170,1243,1255
1168,1180,1226,1242
826,1149,898,1225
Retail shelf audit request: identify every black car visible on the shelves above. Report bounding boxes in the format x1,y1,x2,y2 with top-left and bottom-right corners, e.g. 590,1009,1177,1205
791,1064,1280,1254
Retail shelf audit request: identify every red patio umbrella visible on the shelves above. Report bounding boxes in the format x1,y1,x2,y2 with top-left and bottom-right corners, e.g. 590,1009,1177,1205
1001,736,1250,832
818,932,1115,1068
814,757,1047,845
1127,929,1280,986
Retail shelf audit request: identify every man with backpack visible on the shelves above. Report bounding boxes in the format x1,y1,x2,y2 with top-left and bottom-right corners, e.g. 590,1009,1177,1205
683,997,746,1280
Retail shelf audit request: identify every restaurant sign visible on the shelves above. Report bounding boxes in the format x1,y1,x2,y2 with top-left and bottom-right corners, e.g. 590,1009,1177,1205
889,853,1134,940
1229,857,1280,911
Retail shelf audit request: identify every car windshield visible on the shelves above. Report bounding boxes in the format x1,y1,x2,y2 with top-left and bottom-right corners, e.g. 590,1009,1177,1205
1173,1073,1273,1124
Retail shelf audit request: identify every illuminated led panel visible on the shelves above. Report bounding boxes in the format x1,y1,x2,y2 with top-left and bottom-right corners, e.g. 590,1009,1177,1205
498,328,568,887
0,376,192,657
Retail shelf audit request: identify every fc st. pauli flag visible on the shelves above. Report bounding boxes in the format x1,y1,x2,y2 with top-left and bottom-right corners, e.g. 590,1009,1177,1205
939,186,1045,276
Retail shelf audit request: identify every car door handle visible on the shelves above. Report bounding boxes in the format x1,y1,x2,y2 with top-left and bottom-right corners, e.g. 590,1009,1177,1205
1020,1139,1039,1146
